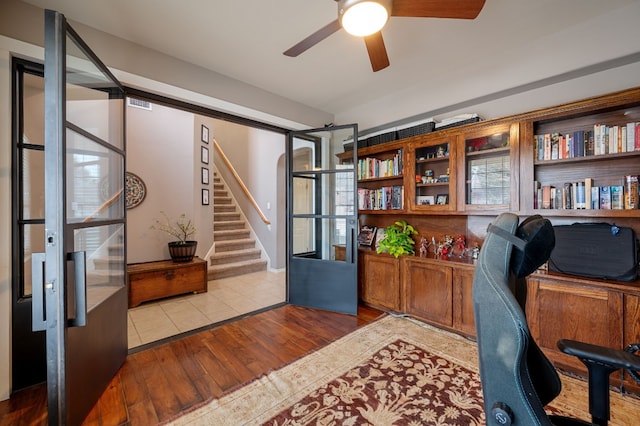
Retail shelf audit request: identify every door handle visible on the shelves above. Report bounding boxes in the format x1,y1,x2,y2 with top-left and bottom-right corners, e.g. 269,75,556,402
67,251,87,327
31,253,46,331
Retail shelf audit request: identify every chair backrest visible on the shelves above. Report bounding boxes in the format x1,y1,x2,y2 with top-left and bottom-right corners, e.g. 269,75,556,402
472,213,561,425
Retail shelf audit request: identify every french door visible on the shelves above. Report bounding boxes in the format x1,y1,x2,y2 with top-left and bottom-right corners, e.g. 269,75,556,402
33,10,127,424
287,125,359,315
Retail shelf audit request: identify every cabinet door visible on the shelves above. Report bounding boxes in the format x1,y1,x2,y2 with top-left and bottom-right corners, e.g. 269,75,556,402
402,258,453,327
408,136,456,212
624,294,640,394
526,277,623,375
453,266,476,338
457,122,519,212
361,253,400,311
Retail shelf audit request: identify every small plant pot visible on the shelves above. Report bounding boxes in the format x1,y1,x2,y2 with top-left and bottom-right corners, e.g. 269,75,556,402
168,241,197,262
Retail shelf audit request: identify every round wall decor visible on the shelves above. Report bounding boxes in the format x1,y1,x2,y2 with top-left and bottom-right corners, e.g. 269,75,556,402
125,172,147,209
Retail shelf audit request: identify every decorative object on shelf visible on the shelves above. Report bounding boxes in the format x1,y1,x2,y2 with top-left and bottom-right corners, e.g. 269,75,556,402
150,211,197,262
419,237,431,258
436,194,449,205
357,225,377,246
125,172,146,209
452,235,466,258
376,220,417,258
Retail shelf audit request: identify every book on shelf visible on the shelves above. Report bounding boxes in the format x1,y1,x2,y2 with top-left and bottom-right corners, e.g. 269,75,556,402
541,185,554,209
611,185,624,210
600,186,611,210
357,186,403,210
591,186,600,209
562,183,572,210
584,177,594,210
575,181,586,209
357,149,403,180
535,122,639,162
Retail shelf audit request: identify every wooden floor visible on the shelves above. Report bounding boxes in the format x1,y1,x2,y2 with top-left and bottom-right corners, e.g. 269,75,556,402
0,305,383,426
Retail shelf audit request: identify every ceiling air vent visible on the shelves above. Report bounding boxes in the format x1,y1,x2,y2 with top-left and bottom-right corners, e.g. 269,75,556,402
127,98,152,111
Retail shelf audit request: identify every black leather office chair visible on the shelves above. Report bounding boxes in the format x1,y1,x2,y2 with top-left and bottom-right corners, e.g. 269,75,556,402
472,213,640,426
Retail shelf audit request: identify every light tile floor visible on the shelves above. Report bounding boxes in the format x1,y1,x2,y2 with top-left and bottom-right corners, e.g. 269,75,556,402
127,270,286,349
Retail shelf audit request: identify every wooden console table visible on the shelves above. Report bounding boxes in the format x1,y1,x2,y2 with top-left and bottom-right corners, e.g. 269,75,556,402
127,258,207,308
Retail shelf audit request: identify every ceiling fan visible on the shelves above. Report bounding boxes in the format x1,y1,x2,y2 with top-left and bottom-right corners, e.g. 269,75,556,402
284,0,486,72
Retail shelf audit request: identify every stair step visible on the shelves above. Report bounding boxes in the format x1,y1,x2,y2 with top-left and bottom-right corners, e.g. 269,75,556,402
214,220,246,231
213,183,224,190
214,196,232,205
214,212,241,221
209,248,261,265
208,258,267,280
215,238,256,252
213,190,228,197
214,205,236,213
214,229,251,241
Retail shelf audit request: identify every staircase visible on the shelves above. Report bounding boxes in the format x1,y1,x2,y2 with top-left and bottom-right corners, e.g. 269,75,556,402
208,173,267,280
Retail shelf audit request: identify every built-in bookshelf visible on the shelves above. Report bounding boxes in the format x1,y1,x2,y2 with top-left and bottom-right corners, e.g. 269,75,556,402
529,100,640,216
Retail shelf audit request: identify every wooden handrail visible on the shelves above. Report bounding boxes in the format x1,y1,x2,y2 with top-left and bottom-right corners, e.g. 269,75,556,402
213,139,271,225
82,188,124,223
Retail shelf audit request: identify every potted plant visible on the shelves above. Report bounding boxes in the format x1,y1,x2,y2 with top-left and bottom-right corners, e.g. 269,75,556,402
376,220,418,258
151,211,197,262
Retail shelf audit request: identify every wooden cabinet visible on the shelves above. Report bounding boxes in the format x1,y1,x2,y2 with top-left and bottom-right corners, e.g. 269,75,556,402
128,258,207,308
526,274,624,377
360,251,400,311
452,265,476,338
402,258,453,328
400,257,476,338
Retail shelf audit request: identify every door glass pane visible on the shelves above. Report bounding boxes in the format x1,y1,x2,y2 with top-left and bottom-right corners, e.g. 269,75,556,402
66,128,124,223
21,223,46,298
22,148,45,220
23,73,44,146
74,223,125,311
292,128,355,173
66,35,124,150
293,171,354,216
292,217,347,260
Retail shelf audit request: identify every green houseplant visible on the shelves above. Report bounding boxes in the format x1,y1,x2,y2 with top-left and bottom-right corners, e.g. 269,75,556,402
376,220,418,258
151,212,197,262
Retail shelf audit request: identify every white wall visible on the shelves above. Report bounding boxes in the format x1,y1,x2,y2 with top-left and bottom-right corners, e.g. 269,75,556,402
126,102,214,264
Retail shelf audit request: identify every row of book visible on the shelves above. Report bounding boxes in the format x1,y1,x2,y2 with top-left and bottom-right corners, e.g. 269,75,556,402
534,178,639,210
535,122,640,161
357,186,404,211
358,149,403,180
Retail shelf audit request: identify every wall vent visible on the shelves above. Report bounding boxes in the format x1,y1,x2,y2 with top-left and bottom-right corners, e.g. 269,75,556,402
127,97,152,111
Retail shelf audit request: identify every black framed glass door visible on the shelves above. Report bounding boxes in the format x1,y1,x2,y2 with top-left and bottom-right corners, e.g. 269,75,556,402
33,10,127,424
287,125,358,315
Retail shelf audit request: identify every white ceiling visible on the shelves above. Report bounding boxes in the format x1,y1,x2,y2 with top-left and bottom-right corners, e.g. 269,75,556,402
19,0,640,131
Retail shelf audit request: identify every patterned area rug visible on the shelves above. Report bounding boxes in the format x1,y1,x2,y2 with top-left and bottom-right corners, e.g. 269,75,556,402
167,315,639,425
264,339,484,425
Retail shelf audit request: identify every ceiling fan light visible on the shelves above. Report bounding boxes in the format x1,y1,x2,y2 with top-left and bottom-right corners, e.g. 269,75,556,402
339,0,391,37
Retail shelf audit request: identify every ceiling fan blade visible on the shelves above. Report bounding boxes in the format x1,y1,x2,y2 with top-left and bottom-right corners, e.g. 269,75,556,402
283,19,342,57
391,0,486,19
364,32,390,72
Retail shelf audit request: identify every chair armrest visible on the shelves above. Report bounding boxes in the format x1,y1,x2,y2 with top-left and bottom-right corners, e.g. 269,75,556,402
558,339,640,371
